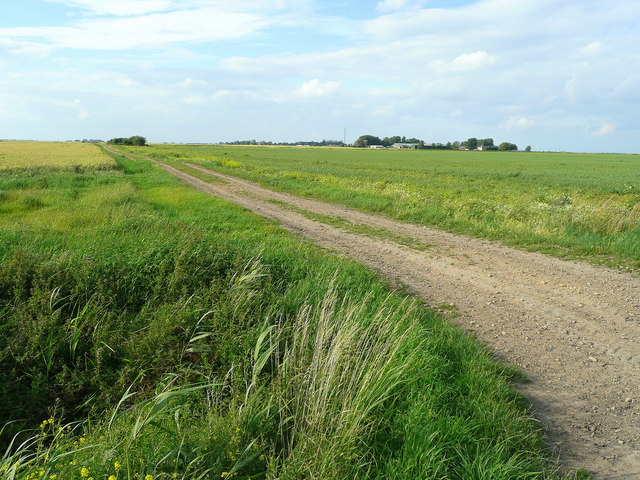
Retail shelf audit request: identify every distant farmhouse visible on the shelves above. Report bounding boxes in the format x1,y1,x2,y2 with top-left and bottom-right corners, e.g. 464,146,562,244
369,143,419,149
392,143,418,149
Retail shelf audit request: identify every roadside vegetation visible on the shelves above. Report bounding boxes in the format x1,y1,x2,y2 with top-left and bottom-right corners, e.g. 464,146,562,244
1,143,562,479
135,145,640,270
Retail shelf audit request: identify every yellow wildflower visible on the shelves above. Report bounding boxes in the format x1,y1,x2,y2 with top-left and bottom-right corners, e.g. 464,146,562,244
80,466,89,477
145,475,153,480
114,462,121,471
108,476,116,480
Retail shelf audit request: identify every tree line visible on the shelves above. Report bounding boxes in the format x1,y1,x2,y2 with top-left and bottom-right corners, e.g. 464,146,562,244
354,135,529,151
220,139,346,147
108,136,147,146
353,135,423,148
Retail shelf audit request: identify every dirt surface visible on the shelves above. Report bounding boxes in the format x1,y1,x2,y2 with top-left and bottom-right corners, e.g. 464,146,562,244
109,147,640,479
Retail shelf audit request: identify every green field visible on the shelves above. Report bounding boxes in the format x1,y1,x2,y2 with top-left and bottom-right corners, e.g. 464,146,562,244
134,145,640,270
0,144,564,479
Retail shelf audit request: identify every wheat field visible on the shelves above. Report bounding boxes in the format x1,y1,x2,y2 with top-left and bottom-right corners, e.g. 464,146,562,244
0,141,116,170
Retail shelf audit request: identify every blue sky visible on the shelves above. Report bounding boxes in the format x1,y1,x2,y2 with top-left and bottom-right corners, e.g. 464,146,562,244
1,0,639,152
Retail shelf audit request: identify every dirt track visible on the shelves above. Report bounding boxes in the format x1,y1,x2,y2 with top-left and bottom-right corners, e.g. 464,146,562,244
109,147,640,479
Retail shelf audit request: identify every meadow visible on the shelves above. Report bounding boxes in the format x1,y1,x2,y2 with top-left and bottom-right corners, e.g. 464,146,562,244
136,145,640,270
0,143,562,478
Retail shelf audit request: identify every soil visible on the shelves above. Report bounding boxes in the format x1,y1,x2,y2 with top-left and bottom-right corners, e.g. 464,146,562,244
108,147,640,479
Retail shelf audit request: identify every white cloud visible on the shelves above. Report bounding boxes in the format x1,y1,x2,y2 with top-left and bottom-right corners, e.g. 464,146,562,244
504,117,534,130
70,99,89,119
43,0,173,16
581,41,603,56
376,0,410,13
294,79,339,97
448,50,497,71
178,77,208,87
0,8,271,50
182,95,208,106
0,38,52,63
592,121,615,137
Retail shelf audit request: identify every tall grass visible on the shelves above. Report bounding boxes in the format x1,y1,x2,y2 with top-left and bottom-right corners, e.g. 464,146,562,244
2,284,556,479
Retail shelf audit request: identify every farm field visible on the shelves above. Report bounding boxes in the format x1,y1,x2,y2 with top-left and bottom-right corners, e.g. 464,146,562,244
0,141,116,171
114,146,640,478
136,145,640,270
0,143,560,479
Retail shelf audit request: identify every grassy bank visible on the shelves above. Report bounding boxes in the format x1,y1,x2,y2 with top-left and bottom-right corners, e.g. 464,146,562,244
135,144,639,270
1,147,560,478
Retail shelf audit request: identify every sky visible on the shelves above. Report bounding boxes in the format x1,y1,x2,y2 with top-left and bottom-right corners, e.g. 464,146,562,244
1,0,639,152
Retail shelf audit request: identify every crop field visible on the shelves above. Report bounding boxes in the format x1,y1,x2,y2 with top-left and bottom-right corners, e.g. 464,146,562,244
0,143,561,479
0,141,116,171
136,145,640,270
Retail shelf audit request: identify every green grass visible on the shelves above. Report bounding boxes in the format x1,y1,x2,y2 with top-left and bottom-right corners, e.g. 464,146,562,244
1,147,564,478
132,145,640,271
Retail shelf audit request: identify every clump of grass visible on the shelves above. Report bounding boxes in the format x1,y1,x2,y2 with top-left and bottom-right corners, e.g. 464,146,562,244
1,288,422,479
20,196,46,210
3,284,557,479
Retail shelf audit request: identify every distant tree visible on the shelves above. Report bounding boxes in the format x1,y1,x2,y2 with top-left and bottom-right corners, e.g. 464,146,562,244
382,136,401,147
498,142,518,151
418,140,425,149
354,135,383,147
129,135,147,146
466,137,478,150
108,135,147,146
525,145,532,152
478,138,494,147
